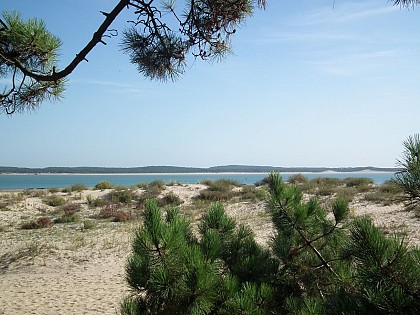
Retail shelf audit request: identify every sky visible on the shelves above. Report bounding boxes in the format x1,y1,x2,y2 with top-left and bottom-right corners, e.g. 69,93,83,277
0,0,419,168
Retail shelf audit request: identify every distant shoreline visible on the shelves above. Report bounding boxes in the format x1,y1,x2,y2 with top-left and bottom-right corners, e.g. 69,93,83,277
0,170,397,176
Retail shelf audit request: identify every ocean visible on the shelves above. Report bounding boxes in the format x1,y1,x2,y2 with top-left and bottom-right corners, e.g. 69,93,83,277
0,172,395,190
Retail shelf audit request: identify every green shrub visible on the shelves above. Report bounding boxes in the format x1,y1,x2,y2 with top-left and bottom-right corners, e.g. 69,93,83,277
0,202,9,211
68,183,88,192
310,177,342,187
54,214,80,224
196,179,242,201
48,187,60,193
148,180,164,190
380,180,404,194
82,219,96,230
287,173,308,185
21,220,40,230
107,189,134,204
343,177,373,187
158,192,183,207
86,195,107,207
255,175,273,186
335,187,357,202
43,195,66,207
136,182,149,189
94,181,113,190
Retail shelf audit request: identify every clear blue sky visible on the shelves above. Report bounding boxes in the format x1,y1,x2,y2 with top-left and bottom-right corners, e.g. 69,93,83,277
1,0,419,168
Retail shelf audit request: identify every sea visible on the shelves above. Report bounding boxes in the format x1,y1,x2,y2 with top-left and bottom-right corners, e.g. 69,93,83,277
0,172,395,190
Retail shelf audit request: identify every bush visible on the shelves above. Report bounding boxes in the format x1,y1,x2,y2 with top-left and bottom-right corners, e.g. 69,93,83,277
43,195,66,207
343,177,373,188
380,180,404,194
158,192,183,207
86,195,107,207
54,214,80,224
107,189,134,204
21,220,40,230
195,179,242,201
68,183,88,192
148,180,164,190
94,181,113,190
21,217,53,229
82,219,96,230
287,173,308,185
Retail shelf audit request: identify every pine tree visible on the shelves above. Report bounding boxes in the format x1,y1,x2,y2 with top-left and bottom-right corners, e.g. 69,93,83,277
122,173,420,314
394,134,420,213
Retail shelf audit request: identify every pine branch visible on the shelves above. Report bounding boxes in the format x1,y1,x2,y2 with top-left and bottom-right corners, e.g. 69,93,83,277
4,0,130,82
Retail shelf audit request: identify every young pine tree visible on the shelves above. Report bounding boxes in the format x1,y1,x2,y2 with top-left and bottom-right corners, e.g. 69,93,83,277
122,174,420,314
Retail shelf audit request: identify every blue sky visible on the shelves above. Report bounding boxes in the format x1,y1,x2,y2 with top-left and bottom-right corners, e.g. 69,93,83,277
0,0,419,168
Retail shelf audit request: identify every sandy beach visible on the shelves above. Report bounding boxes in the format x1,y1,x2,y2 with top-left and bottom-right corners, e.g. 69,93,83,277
0,183,418,315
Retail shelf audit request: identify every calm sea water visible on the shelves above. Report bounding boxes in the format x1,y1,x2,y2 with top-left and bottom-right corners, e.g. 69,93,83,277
0,172,395,190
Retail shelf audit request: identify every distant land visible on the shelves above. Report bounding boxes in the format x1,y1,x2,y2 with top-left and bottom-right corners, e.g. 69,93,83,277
0,165,399,174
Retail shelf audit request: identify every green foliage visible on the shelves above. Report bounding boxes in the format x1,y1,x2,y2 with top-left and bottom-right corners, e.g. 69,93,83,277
68,183,88,192
54,213,80,224
94,181,113,190
394,134,420,213
158,192,184,207
343,177,373,188
0,11,64,114
43,195,66,207
82,219,96,230
86,195,107,207
287,173,309,185
108,189,134,204
123,172,420,314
